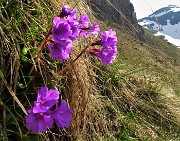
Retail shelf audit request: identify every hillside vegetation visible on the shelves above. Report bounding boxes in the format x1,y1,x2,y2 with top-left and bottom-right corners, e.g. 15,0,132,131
0,0,180,141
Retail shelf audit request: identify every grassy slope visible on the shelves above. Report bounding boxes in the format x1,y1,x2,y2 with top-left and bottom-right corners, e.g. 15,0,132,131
1,0,180,140
118,29,180,96
94,18,180,139
101,26,180,140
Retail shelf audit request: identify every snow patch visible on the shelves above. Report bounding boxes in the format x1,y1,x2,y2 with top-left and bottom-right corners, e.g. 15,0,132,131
155,32,180,47
170,7,180,12
139,20,180,39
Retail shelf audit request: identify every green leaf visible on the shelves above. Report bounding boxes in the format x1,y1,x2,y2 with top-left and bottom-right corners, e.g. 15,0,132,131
22,47,28,55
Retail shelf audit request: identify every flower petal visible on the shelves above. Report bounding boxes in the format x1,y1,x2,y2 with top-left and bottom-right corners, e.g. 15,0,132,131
38,114,53,132
52,100,72,128
49,40,73,61
37,86,48,101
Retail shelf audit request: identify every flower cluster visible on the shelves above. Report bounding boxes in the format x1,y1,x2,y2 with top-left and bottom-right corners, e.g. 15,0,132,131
49,5,100,61
26,86,72,133
90,29,118,66
48,5,118,66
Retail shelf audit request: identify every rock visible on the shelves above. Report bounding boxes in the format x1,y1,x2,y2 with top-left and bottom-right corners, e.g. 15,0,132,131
87,0,144,39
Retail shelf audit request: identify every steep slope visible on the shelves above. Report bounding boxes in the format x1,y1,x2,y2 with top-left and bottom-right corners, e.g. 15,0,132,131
138,5,180,47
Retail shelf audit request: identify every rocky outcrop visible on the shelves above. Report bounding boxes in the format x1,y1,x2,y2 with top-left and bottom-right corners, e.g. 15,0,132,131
87,0,144,39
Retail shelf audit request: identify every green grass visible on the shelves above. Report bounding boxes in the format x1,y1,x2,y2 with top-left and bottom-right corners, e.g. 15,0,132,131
96,62,180,140
116,28,180,95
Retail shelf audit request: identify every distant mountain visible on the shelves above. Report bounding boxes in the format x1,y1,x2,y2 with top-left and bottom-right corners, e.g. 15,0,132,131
138,5,180,47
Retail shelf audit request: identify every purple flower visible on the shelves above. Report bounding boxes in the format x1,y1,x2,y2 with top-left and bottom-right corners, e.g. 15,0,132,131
53,16,61,25
89,29,118,66
80,31,89,38
61,5,72,17
52,19,72,41
33,86,59,113
52,100,72,128
60,5,78,24
50,16,78,61
99,29,117,48
95,46,118,66
52,17,79,41
68,22,79,41
80,22,100,38
67,9,77,22
49,40,73,61
89,22,100,37
26,108,53,133
79,14,90,28
60,5,77,21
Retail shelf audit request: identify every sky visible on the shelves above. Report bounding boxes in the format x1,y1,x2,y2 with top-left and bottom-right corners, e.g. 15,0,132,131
130,0,180,19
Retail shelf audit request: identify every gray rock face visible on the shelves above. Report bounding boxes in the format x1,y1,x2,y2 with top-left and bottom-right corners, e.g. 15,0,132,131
87,0,144,38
